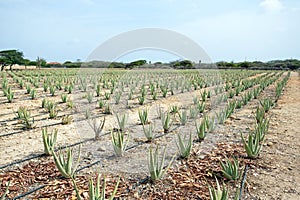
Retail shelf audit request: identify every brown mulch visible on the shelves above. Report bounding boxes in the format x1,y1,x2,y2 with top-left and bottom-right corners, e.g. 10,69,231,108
0,142,267,199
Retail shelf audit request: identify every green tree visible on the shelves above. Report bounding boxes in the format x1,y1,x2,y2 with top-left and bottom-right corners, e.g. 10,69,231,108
36,57,47,69
0,50,24,71
125,60,147,69
23,59,31,69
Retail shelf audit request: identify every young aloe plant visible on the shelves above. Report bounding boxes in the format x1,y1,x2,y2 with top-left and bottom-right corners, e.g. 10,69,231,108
53,145,81,179
61,115,73,125
138,108,149,125
197,101,206,113
220,157,241,180
178,110,188,125
42,128,57,156
176,132,193,159
142,123,155,142
148,145,174,182
255,118,269,142
161,111,172,133
208,178,229,200
255,106,265,123
241,132,262,159
88,117,106,140
195,117,208,141
111,131,129,157
169,105,179,114
260,98,274,112
73,174,120,200
4,87,14,103
116,113,128,132
216,110,226,124
17,107,35,129
138,96,145,105
61,94,68,103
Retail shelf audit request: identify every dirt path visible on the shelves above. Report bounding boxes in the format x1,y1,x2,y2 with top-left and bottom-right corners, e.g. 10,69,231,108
248,71,300,199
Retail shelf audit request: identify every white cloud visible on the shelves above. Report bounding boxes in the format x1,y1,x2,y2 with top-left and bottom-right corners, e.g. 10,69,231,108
260,0,284,13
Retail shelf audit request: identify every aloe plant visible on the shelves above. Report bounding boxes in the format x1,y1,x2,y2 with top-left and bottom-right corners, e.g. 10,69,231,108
148,145,174,182
26,84,31,94
61,115,73,125
88,117,105,140
73,174,120,200
42,128,57,155
197,101,206,113
139,108,149,125
241,132,262,159
169,105,179,114
114,91,122,104
255,106,265,123
111,131,129,157
53,146,81,179
96,84,101,96
189,106,198,119
208,178,228,200
161,111,172,133
87,92,93,104
220,157,241,180
49,85,56,96
17,107,35,129
42,98,48,108
4,87,14,103
142,123,155,142
176,132,192,159
255,118,269,142
61,94,68,103
116,113,128,132
138,96,145,105
216,110,226,124
260,98,274,112
195,116,209,140
178,110,188,125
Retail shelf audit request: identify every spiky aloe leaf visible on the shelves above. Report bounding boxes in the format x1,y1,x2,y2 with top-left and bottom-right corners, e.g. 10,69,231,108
42,128,57,156
0,181,10,200
52,145,81,179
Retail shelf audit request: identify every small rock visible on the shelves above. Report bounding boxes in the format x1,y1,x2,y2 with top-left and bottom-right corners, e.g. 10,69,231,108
267,142,273,146
97,147,106,152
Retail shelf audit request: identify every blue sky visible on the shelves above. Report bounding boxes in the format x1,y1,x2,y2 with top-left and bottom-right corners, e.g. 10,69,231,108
0,0,299,63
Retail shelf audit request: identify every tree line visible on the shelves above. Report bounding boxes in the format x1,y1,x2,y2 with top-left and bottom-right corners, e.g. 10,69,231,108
1,49,299,71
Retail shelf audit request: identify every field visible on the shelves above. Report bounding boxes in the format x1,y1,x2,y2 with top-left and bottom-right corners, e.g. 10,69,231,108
0,68,299,199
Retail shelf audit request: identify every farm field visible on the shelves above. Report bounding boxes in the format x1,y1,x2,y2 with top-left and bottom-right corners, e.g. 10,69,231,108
0,68,299,199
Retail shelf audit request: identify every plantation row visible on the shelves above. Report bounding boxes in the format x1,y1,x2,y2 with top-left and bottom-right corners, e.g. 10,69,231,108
0,69,290,199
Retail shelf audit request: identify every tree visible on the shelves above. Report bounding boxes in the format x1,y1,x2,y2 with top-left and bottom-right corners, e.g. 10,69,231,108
0,50,24,71
23,59,31,69
125,60,147,69
36,57,47,69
